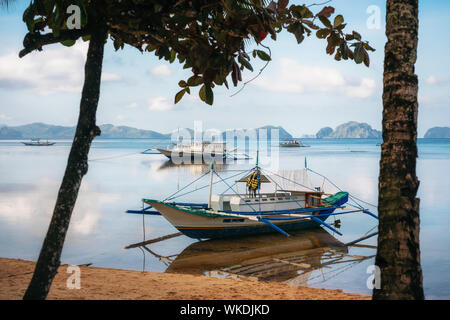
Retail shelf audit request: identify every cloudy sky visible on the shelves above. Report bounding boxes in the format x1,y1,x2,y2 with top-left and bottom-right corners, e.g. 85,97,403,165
0,0,449,137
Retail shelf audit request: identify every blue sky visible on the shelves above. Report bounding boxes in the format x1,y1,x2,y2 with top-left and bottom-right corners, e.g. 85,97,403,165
0,0,449,137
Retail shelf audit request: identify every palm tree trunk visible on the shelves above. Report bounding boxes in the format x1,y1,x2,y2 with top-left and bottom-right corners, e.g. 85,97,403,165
373,0,424,300
23,26,107,300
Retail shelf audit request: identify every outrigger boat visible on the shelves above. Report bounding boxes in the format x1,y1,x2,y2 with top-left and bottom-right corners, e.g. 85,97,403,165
22,138,55,146
128,156,378,239
279,140,310,148
156,141,229,163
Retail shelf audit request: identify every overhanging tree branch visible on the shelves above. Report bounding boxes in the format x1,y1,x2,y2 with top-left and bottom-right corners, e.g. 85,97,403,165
19,28,91,58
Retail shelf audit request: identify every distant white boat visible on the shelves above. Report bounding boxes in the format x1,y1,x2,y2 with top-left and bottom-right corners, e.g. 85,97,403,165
156,141,228,162
22,139,55,146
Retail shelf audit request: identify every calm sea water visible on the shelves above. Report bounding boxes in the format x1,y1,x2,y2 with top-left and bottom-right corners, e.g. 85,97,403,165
0,138,449,299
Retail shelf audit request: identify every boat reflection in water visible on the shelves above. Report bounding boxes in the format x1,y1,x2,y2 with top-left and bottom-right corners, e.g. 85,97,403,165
157,160,229,174
132,229,375,287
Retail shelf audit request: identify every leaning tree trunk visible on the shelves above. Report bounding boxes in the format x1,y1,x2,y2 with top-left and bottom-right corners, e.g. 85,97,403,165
23,26,107,300
373,0,424,300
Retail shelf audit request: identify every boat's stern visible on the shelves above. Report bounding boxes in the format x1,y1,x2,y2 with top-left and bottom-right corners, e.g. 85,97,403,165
322,191,349,207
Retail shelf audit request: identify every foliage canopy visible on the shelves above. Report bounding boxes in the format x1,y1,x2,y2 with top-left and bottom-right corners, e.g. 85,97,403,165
21,0,375,105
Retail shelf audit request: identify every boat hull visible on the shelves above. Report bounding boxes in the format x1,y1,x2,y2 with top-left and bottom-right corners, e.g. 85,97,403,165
156,148,227,162
279,144,301,147
279,144,310,148
177,219,326,239
146,200,335,239
22,142,55,146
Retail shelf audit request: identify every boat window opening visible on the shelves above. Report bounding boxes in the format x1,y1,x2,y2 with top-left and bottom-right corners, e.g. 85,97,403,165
222,201,232,212
223,219,245,223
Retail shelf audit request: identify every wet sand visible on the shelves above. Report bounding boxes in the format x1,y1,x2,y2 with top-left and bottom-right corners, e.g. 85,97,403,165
0,258,370,300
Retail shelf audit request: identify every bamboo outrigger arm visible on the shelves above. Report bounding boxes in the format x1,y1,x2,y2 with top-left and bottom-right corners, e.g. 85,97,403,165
258,218,291,237
310,217,343,236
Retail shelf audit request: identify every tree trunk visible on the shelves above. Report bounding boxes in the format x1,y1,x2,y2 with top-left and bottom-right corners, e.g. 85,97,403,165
23,26,107,300
373,0,424,300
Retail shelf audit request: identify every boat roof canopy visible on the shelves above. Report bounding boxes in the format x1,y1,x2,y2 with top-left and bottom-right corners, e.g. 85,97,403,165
237,171,271,183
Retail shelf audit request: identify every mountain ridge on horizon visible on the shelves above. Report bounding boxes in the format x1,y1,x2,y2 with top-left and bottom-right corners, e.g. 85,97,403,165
316,121,382,139
1,122,448,140
0,122,294,140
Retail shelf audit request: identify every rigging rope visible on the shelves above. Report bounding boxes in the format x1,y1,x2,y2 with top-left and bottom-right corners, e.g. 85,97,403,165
348,194,378,209
363,224,378,236
89,151,142,162
214,170,257,213
308,258,369,285
165,169,251,201
306,168,366,210
163,171,210,201
220,168,254,195
263,168,318,193
260,167,305,210
141,201,146,272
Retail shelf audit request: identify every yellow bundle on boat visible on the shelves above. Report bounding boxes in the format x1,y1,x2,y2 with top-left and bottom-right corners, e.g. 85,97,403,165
247,171,261,190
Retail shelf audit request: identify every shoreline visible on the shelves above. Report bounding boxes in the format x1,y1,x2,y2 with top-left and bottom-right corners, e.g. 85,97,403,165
0,257,370,300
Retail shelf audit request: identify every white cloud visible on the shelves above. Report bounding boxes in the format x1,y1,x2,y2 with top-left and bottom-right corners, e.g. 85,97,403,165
150,65,172,76
345,78,376,99
0,114,11,120
186,95,200,103
425,75,448,86
125,102,138,109
148,96,173,111
426,76,438,85
0,179,120,236
253,58,376,99
102,72,122,82
0,41,121,95
419,94,436,104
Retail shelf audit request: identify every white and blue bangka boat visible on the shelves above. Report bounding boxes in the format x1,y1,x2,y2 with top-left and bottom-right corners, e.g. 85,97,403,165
128,158,378,240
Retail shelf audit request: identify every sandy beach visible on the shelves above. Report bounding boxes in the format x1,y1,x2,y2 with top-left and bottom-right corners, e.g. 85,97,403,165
0,257,369,300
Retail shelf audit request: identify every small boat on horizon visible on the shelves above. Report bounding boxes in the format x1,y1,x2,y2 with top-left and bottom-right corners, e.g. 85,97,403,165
21,139,55,146
280,140,310,148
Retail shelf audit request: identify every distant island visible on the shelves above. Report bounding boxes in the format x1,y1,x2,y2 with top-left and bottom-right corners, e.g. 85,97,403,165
3,122,447,140
315,121,382,139
424,127,450,139
0,123,293,140
316,127,333,139
0,123,165,140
